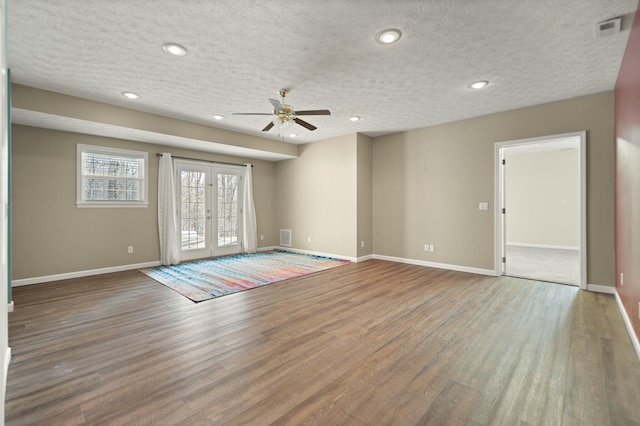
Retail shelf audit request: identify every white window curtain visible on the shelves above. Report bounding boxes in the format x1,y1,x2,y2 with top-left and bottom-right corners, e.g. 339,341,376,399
158,153,180,265
242,163,258,253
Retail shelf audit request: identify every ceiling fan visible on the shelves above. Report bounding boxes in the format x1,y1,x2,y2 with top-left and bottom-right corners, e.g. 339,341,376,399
233,89,331,132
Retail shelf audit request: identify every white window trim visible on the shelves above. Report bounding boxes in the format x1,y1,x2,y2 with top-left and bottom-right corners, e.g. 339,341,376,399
76,144,149,208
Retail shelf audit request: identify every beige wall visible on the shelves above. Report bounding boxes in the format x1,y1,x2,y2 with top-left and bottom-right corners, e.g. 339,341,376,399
372,92,615,285
357,134,373,258
11,124,278,280
275,134,358,258
505,149,580,248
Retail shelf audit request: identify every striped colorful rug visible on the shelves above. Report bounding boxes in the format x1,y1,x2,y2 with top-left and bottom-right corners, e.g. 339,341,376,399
141,250,350,302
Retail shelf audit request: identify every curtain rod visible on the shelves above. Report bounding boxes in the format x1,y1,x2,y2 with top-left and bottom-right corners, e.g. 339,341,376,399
155,153,252,167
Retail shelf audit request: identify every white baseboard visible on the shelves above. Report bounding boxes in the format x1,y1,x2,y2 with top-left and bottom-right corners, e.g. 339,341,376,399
11,248,350,287
586,284,616,294
356,254,374,263
372,254,496,276
7,301,13,313
276,247,357,263
12,261,162,287
4,346,11,392
506,242,579,251
615,290,640,363
12,248,596,288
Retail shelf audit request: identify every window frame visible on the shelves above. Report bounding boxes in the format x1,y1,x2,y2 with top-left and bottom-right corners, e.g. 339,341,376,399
76,144,149,208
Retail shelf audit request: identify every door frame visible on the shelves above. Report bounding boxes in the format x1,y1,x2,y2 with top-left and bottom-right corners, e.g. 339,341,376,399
493,131,587,289
174,159,244,261
174,160,212,261
211,165,245,257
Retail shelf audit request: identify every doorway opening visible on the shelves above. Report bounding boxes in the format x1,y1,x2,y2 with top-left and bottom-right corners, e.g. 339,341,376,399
174,160,244,261
494,132,586,288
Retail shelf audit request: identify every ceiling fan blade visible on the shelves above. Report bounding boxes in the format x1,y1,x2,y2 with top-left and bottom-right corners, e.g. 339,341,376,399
294,118,317,131
232,112,273,116
269,98,283,111
294,109,331,116
262,121,275,132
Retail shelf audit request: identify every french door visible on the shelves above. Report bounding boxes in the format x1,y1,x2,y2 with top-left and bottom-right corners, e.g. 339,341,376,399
175,160,243,261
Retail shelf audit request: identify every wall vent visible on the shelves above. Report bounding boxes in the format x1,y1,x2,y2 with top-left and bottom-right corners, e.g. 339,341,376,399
596,17,621,38
280,229,292,247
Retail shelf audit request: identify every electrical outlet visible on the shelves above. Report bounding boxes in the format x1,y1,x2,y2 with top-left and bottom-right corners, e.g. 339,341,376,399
307,237,312,244
260,234,264,241
429,245,435,252
424,244,429,252
127,246,134,254
621,273,624,286
361,240,365,248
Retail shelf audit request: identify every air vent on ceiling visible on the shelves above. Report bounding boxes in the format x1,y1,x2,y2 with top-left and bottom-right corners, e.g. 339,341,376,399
596,17,621,38
280,229,292,247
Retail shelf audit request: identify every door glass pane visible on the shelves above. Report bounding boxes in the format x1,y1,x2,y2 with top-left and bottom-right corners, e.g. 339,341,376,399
180,171,206,250
217,174,239,247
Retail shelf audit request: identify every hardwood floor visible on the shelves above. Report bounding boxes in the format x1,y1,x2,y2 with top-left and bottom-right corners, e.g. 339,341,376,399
6,260,640,425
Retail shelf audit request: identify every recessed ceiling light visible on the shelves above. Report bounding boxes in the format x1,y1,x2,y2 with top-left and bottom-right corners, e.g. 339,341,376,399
212,114,224,120
376,29,402,44
121,91,140,99
162,42,187,56
349,116,361,122
469,80,489,90
289,133,298,138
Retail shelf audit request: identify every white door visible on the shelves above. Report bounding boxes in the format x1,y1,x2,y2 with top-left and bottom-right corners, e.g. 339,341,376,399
175,160,243,261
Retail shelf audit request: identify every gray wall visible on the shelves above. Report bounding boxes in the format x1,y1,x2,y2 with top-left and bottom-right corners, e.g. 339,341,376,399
372,92,614,285
275,134,358,258
11,125,277,279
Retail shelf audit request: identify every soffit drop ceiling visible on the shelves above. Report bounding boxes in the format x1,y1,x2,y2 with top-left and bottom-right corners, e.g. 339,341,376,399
7,0,638,158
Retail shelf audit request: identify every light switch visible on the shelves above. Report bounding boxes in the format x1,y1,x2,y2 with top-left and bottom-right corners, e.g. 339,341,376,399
479,202,489,211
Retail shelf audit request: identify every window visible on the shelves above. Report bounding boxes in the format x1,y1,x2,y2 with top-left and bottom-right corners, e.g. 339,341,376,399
77,144,148,208
217,173,239,247
180,169,206,250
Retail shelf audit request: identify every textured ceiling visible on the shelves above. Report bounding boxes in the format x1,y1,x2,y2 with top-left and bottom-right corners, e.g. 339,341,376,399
7,0,638,154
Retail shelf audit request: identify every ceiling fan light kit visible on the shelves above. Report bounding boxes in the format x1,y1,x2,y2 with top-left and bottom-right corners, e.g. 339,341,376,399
273,115,293,129
233,89,331,134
